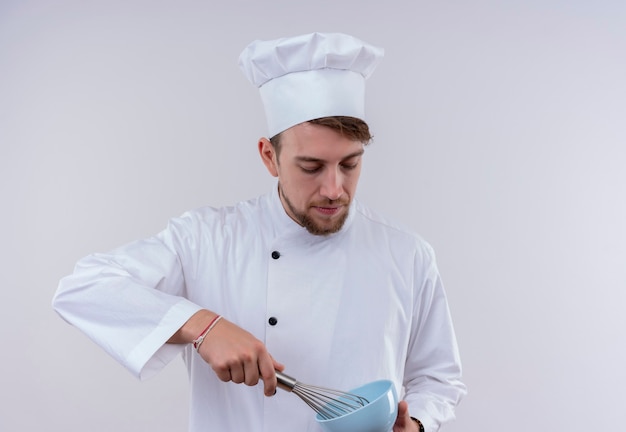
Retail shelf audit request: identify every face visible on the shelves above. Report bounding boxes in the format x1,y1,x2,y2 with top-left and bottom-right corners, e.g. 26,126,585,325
259,122,365,235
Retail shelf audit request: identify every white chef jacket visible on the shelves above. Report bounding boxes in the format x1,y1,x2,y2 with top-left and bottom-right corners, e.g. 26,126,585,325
53,184,466,432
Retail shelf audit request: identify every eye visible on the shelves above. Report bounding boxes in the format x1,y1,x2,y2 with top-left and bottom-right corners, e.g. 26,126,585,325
341,160,360,170
301,165,322,174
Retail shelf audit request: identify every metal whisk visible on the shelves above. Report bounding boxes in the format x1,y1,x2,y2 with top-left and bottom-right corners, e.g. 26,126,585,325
275,371,369,420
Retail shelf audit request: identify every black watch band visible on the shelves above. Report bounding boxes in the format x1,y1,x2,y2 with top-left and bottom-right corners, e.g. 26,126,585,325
411,417,425,432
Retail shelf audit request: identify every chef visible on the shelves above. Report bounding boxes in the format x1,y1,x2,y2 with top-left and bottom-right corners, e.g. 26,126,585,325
53,32,466,432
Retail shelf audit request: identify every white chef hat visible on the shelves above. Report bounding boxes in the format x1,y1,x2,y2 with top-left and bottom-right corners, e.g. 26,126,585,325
238,32,384,137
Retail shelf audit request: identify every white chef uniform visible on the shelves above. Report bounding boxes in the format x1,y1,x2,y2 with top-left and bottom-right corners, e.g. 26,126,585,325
53,184,466,432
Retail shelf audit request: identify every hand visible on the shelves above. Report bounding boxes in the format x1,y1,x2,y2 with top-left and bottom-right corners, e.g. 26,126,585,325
393,400,419,432
197,316,284,396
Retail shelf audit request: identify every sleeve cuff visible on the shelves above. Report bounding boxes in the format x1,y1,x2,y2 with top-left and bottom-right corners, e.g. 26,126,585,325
126,299,204,380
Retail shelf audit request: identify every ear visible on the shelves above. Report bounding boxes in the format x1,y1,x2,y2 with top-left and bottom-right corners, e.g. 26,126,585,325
258,137,279,177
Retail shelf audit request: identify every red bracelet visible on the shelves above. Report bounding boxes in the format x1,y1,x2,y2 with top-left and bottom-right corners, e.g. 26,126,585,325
192,314,222,351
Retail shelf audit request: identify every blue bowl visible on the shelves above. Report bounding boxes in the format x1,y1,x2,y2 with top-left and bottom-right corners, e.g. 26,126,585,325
315,380,398,432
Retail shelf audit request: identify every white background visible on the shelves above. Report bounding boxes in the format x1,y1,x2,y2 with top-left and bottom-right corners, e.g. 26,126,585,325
1,1,625,431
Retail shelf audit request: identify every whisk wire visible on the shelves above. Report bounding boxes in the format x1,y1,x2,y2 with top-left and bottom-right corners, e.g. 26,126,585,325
276,371,369,420
294,382,369,419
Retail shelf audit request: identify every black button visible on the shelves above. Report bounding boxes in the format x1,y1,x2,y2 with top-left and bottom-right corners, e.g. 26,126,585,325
271,251,281,259
268,317,278,326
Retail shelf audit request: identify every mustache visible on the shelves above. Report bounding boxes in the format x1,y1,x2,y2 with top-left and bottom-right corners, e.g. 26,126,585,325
310,198,350,207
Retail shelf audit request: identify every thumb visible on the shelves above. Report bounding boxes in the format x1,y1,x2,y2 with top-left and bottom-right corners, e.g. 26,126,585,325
393,400,413,431
397,400,409,418
272,356,285,372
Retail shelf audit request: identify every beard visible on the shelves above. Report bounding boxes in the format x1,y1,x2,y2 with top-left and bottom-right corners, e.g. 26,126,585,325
279,184,350,236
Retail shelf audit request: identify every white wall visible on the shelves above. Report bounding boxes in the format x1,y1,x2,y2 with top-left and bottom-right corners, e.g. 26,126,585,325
2,1,625,430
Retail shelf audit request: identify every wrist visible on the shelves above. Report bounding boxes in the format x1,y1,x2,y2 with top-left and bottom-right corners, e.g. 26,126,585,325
168,309,218,344
192,314,223,351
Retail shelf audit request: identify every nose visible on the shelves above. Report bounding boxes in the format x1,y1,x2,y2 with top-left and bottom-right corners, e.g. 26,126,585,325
319,167,344,201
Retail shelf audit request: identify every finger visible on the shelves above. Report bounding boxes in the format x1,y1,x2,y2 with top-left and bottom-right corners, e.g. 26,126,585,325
393,401,414,432
213,364,233,383
243,358,261,386
271,356,285,372
397,400,409,418
258,353,278,396
229,365,245,384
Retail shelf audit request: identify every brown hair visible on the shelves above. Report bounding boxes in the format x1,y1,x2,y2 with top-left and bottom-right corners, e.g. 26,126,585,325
269,116,373,157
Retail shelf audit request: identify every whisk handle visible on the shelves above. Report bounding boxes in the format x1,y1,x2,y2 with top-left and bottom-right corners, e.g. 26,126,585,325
275,371,297,392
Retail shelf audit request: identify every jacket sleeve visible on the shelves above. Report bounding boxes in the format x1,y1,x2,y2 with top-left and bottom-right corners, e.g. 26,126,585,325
403,242,467,432
52,216,203,380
